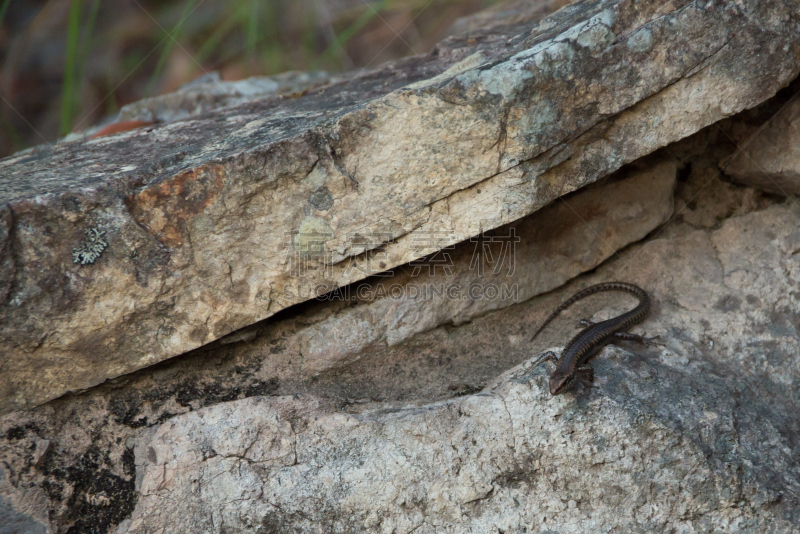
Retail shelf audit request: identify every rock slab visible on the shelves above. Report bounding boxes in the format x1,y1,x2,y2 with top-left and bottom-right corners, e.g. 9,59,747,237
1,115,799,533
121,198,800,534
722,97,800,196
2,0,800,414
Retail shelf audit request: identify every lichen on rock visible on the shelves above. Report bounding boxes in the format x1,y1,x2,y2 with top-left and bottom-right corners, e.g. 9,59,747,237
71,227,108,265
2,0,800,532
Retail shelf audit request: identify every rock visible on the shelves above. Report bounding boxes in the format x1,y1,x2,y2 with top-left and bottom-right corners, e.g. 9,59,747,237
0,466,48,534
31,439,49,467
2,0,800,414
1,115,795,533
0,154,674,534
721,97,800,196
2,0,800,531
0,496,47,534
115,70,333,126
70,70,335,142
123,354,798,534
297,158,675,375
119,196,800,534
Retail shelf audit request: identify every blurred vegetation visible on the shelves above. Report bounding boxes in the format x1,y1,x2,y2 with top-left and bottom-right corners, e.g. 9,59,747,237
0,0,502,158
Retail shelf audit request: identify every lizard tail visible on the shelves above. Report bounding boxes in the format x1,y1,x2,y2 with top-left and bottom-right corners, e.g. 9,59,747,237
529,282,649,343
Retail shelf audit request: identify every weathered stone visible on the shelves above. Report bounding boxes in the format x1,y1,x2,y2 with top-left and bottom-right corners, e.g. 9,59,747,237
722,97,800,196
2,0,799,415
117,196,800,534
61,70,334,143
0,467,47,534
1,115,796,532
116,70,333,127
3,1,800,529
297,158,675,375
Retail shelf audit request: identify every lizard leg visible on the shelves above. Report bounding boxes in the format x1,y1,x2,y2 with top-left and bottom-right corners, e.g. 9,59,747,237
577,318,596,328
532,350,559,367
577,365,594,388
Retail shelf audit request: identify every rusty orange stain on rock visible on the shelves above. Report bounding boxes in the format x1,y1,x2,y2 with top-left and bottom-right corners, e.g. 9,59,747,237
129,163,227,247
90,120,155,139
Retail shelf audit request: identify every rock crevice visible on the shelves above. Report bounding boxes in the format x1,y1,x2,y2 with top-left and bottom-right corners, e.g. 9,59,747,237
3,0,800,414
1,0,800,532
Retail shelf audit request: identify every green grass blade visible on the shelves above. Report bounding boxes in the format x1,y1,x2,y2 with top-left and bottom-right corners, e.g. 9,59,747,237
76,0,101,95
59,0,83,136
0,0,12,29
301,3,318,65
146,0,198,97
313,0,388,69
246,0,259,66
193,3,245,72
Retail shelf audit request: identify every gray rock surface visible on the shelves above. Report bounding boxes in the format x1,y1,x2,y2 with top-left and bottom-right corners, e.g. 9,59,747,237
722,97,800,196
0,150,678,534
2,0,800,532
2,0,800,414
1,117,798,532
62,71,335,143
118,176,800,534
296,159,675,376
120,71,331,121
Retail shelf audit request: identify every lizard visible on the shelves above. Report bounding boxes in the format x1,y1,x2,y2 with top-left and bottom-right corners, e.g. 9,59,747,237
529,281,658,396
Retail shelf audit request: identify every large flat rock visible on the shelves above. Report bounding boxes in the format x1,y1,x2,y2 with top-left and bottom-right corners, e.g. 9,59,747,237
0,155,676,534
1,0,799,414
1,118,798,532
119,191,800,534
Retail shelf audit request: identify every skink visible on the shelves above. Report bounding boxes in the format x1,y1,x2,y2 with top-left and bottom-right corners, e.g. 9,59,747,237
530,281,655,395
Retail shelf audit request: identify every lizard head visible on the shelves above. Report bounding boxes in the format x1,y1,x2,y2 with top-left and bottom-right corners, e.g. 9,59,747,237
549,369,576,396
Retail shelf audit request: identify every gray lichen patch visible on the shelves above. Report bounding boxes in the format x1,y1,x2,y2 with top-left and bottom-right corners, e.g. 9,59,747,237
308,186,334,211
576,20,616,50
72,228,108,265
626,27,654,52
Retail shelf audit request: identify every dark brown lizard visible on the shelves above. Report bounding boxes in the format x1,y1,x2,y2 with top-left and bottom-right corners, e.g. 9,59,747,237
529,281,657,395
